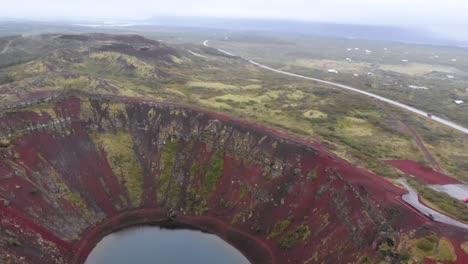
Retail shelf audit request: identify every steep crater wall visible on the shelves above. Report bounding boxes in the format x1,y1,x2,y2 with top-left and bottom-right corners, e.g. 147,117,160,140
0,94,422,263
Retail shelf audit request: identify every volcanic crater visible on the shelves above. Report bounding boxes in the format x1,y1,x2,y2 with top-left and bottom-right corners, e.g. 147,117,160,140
0,91,459,263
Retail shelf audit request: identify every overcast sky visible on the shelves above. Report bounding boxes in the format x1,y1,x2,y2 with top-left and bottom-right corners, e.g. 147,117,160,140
1,0,467,38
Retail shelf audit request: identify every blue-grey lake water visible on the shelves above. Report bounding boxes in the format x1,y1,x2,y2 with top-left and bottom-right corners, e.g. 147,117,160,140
85,226,250,264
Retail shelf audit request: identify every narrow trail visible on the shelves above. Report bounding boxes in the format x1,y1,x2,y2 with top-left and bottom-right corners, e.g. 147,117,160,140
378,102,444,173
203,40,468,135
1,40,12,54
406,124,444,173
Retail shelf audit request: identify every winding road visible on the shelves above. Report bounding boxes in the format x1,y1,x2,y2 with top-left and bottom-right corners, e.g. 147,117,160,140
203,40,468,135
399,180,468,230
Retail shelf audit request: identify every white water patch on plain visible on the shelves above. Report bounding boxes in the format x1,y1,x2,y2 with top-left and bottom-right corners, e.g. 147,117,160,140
73,23,148,27
408,85,429,90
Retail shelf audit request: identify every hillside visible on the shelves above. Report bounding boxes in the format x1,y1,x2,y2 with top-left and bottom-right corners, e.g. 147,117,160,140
0,33,467,263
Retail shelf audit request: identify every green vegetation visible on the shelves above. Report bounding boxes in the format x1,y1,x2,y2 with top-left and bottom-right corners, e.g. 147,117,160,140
185,188,208,215
239,184,250,199
231,213,242,225
218,198,235,209
0,138,10,148
398,234,457,262
158,139,179,207
417,238,435,252
205,149,225,193
66,192,92,220
88,52,156,79
21,102,57,118
6,238,22,247
68,193,86,211
279,223,311,249
184,149,224,214
379,242,410,263
92,130,143,207
213,35,468,127
268,216,293,239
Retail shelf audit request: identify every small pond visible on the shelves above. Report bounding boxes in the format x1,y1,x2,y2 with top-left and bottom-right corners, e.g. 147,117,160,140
85,226,250,264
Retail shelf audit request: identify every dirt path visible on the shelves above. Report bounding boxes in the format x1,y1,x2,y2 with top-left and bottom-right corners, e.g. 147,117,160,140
378,102,444,173
1,40,12,54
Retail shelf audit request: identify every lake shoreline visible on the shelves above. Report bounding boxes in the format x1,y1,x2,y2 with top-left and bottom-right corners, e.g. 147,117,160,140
73,208,275,264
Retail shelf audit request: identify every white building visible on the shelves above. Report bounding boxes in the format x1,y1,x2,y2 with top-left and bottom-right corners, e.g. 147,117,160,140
409,85,429,90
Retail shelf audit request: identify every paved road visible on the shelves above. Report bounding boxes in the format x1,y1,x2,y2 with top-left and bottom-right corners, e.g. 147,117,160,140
399,180,468,230
203,40,468,135
1,40,12,54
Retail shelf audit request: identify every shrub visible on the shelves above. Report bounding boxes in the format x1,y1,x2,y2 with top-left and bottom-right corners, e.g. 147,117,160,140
417,239,434,252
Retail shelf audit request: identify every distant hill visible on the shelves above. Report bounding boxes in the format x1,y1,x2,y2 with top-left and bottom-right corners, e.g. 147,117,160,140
147,16,466,47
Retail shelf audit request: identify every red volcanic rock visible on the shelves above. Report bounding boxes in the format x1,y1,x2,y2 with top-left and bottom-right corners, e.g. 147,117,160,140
386,160,461,185
0,93,466,263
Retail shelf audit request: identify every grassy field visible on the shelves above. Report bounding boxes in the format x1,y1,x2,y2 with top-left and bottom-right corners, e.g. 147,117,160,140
210,34,468,127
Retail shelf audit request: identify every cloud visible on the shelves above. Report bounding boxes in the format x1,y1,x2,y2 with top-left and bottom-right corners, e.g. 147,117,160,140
1,0,467,38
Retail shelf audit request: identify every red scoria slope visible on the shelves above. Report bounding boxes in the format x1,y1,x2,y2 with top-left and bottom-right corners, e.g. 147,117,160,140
386,160,462,185
0,93,466,263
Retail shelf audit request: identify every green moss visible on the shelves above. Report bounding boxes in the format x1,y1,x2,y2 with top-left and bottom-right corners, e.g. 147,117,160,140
190,163,201,178
92,130,143,207
0,138,10,148
417,239,434,252
185,183,208,215
240,184,249,199
279,223,311,250
205,149,225,194
268,216,293,239
400,235,457,262
67,193,85,209
66,192,91,220
158,140,179,207
231,213,242,225
184,149,224,214
88,52,155,78
219,198,235,209
6,238,22,247
431,238,456,262
19,103,57,119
